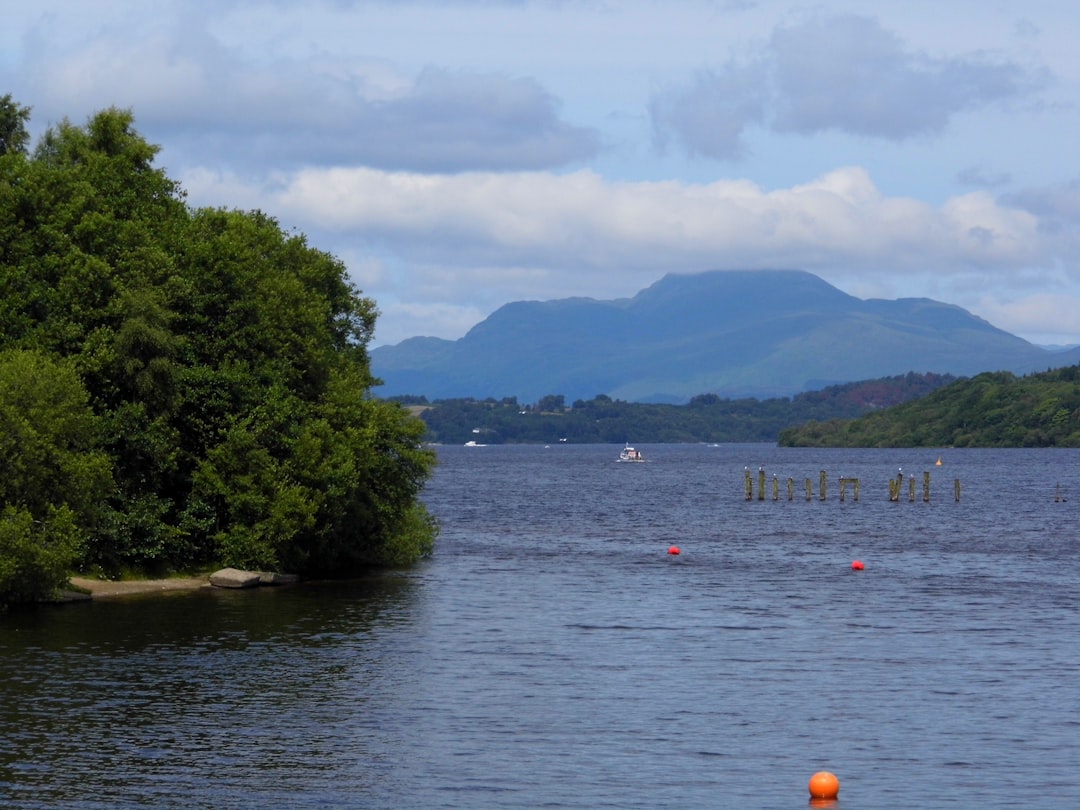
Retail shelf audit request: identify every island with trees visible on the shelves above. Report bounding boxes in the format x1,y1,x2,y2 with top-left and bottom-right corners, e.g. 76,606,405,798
0,96,437,605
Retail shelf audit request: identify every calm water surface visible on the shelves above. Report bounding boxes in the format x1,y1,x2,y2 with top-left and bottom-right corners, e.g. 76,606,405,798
2,444,1080,809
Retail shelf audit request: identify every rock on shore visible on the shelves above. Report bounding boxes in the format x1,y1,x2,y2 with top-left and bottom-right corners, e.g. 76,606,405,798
208,568,300,589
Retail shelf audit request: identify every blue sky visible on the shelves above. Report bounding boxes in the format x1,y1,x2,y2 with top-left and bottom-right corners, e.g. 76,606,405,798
3,0,1079,347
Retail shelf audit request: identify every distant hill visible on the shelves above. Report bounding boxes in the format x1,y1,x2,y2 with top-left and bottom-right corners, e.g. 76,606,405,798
372,269,1080,403
778,365,1080,448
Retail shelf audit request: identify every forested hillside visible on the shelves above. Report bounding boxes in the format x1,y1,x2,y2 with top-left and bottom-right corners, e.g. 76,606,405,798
0,97,437,604
778,366,1080,447
399,372,956,444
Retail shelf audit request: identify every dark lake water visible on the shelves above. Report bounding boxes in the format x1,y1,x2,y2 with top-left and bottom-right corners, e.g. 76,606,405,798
3,443,1080,809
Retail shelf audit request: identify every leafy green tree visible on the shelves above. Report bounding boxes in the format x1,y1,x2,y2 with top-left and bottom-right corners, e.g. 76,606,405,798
0,103,437,591
0,350,112,603
0,94,30,156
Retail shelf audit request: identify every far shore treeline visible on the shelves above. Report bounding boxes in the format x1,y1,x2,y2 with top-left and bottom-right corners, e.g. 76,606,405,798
0,97,437,605
395,371,956,444
398,365,1080,448
778,366,1080,448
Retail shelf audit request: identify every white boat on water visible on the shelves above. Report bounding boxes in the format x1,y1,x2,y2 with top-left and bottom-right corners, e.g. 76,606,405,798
464,440,487,447
618,443,644,462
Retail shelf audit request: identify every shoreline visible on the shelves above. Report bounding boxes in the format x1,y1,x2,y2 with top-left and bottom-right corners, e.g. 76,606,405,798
66,576,212,599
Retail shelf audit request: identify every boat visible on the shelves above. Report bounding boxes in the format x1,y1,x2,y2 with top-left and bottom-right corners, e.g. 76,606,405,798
464,440,487,447
618,443,644,462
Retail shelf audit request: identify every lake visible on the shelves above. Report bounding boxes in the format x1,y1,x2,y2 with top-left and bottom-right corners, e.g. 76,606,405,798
2,443,1079,809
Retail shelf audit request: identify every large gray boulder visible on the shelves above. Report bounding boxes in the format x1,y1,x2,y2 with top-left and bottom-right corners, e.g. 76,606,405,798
209,568,263,589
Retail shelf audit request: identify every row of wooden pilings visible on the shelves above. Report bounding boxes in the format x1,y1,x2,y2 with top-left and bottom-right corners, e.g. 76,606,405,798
744,467,962,502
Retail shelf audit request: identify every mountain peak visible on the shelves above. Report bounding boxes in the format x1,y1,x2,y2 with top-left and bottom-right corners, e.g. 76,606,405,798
371,269,1057,403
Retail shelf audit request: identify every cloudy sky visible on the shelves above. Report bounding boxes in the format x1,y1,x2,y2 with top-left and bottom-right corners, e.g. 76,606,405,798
4,1,1080,347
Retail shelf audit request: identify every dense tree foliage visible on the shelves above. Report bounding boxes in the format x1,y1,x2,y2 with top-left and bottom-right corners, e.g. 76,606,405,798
778,366,1080,447
0,94,31,156
0,102,436,603
0,350,112,601
405,372,957,444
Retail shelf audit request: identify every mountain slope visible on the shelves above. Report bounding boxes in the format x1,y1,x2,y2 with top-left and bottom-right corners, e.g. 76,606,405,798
371,269,1059,403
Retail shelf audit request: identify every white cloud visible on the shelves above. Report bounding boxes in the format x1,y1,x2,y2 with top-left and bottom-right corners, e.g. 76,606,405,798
263,165,1042,272
651,12,1048,159
5,0,1080,347
180,162,1075,344
16,6,599,173
978,291,1080,346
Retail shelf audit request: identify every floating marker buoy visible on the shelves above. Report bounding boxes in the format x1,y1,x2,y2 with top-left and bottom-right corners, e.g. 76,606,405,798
851,560,864,571
808,770,840,800
668,545,681,555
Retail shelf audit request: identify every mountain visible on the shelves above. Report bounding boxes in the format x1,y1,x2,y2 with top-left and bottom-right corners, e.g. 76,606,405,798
371,269,1078,403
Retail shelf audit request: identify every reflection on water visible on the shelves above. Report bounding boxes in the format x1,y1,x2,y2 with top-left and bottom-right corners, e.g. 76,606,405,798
2,444,1079,809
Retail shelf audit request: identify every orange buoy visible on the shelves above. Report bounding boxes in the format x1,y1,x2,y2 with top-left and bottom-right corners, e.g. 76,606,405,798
668,545,680,555
851,560,864,571
808,770,840,799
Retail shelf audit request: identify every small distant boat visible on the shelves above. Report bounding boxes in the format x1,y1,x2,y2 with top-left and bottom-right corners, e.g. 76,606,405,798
464,440,486,447
618,443,644,462
935,457,943,466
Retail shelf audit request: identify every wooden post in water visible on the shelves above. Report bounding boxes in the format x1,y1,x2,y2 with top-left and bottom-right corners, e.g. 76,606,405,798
908,476,916,502
745,468,753,501
772,475,779,501
954,478,962,502
838,477,859,502
888,478,898,502
805,478,813,501
758,467,766,501
787,477,795,501
923,471,930,502
819,470,827,501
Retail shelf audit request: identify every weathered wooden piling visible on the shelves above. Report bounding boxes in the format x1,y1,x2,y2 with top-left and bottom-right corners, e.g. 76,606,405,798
838,477,860,502
739,467,958,505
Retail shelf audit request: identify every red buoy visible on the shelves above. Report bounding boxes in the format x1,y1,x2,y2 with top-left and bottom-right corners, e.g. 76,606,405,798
668,545,680,555
851,560,864,571
808,770,840,799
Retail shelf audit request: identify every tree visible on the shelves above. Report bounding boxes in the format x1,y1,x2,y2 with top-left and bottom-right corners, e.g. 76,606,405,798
0,95,30,156
0,104,438,591
0,350,112,603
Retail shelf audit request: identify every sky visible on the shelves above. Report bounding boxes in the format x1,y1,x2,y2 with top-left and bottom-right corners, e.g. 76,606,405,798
3,0,1080,348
